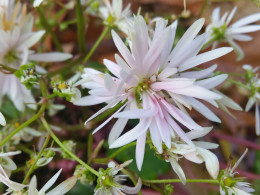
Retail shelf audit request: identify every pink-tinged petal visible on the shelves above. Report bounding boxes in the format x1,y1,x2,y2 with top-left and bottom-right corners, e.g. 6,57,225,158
186,127,213,140
114,54,131,71
185,97,221,123
179,47,233,71
169,33,207,68
155,116,171,148
196,148,219,179
121,178,142,194
149,120,163,153
150,79,194,91
195,74,228,89
180,64,217,79
229,25,260,34
104,74,117,92
88,88,112,97
169,157,186,184
103,59,122,78
256,104,260,136
110,118,152,148
29,52,72,62
73,95,112,106
157,67,177,80
92,103,127,134
160,99,203,131
111,30,136,68
108,118,128,145
136,132,147,170
231,13,260,28
169,18,205,61
171,85,222,100
164,113,195,147
226,7,237,25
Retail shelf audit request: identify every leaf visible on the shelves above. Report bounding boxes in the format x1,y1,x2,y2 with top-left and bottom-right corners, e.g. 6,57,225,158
66,181,94,195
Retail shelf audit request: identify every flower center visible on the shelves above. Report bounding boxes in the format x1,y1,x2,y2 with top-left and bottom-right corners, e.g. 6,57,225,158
211,24,227,41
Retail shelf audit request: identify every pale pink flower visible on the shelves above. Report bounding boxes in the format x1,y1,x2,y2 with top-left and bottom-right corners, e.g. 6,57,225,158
75,16,232,170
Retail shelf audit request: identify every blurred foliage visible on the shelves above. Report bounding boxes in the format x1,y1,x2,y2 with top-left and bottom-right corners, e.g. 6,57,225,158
67,181,95,195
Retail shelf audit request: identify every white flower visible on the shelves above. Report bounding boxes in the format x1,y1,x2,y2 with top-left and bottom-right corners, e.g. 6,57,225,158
219,149,254,195
95,160,142,195
27,169,77,195
0,111,5,126
0,1,72,111
0,151,26,193
75,16,232,170
164,128,219,184
243,65,260,135
206,7,260,61
99,0,132,33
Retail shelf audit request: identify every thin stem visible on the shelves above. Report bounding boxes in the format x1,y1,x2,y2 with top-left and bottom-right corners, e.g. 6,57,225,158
0,64,18,73
87,133,94,163
198,0,208,17
142,179,219,184
201,37,215,50
46,94,57,99
76,0,86,53
41,117,99,176
83,26,110,63
0,100,48,147
93,142,136,163
227,78,250,90
36,7,63,52
22,134,51,184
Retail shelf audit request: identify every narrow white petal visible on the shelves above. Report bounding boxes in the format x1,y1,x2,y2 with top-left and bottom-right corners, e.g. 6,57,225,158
108,118,128,145
231,148,248,173
185,97,221,123
228,38,244,61
121,178,142,194
245,98,255,112
196,148,219,179
103,59,121,78
232,13,260,28
136,132,147,170
46,176,77,195
33,0,44,7
28,176,37,195
180,64,217,79
149,120,163,153
0,112,6,126
256,104,260,136
169,157,186,184
226,7,237,25
110,119,152,148
29,52,72,62
229,25,260,34
40,169,62,192
232,34,253,41
186,127,213,140
179,47,233,71
196,74,228,89
73,95,112,106
25,31,45,48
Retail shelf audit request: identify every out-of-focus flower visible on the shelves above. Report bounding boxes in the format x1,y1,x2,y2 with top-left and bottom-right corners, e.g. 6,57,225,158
0,151,26,193
75,16,232,169
33,0,44,7
95,160,142,195
0,0,72,111
0,111,5,126
218,148,254,195
206,7,260,61
27,169,77,195
243,65,260,135
160,128,219,184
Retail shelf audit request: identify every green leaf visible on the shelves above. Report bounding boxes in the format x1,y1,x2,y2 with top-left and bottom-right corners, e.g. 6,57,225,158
66,181,94,195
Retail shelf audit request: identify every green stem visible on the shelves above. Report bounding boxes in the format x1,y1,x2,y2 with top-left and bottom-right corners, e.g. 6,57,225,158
22,134,51,184
198,0,208,17
36,7,63,52
0,100,48,147
227,78,250,90
83,26,110,63
46,94,57,99
93,142,136,163
142,179,219,184
41,118,99,176
76,0,86,53
0,64,18,73
201,37,216,50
